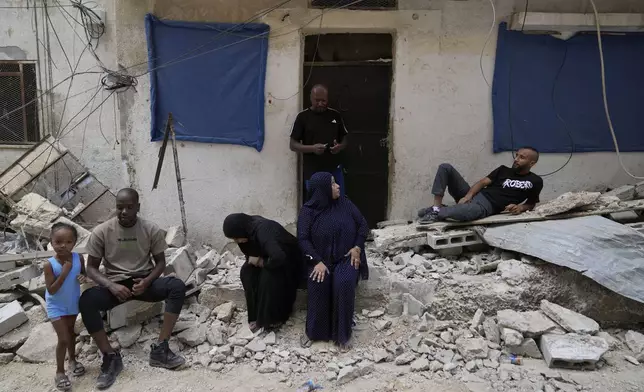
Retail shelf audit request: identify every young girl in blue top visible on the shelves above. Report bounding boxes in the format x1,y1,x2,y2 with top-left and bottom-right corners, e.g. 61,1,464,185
44,222,87,391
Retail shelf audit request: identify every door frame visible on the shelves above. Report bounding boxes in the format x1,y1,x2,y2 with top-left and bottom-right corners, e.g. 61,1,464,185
297,31,397,223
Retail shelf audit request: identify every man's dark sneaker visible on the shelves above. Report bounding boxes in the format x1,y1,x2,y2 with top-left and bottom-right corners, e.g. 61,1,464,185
150,340,186,369
96,351,123,390
418,207,440,224
417,207,433,218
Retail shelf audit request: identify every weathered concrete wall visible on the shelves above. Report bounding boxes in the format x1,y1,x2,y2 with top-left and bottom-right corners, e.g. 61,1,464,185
113,0,644,249
0,1,125,192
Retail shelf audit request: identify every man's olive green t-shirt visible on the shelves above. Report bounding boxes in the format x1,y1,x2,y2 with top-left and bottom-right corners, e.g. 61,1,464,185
86,217,167,277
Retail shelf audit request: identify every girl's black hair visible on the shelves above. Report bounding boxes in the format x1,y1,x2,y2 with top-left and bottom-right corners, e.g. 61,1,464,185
50,222,78,241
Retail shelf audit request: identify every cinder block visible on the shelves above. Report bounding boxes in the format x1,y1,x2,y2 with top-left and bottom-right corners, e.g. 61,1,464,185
107,300,163,329
0,301,28,337
0,265,40,291
427,230,482,250
165,246,196,283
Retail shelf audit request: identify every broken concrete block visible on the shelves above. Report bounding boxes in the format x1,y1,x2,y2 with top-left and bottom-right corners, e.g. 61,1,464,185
165,226,185,248
0,353,14,365
596,331,621,350
0,291,22,303
195,250,220,273
410,357,430,372
0,305,46,350
16,322,58,363
507,338,543,359
625,330,644,355
496,259,538,286
165,246,196,283
10,216,90,246
177,324,207,347
0,261,16,272
198,284,245,310
0,265,40,291
502,328,523,346
470,308,485,329
540,333,609,368
213,302,235,322
635,181,644,199
107,300,163,329
604,185,635,201
113,324,142,348
0,301,28,337
402,293,423,316
456,337,489,360
497,309,558,338
540,300,599,335
482,318,500,344
13,193,62,222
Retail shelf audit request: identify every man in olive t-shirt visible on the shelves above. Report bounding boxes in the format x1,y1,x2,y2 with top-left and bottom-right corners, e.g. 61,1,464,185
79,188,186,390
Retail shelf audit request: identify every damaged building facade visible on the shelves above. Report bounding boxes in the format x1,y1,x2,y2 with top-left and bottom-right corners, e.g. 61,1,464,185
1,0,644,247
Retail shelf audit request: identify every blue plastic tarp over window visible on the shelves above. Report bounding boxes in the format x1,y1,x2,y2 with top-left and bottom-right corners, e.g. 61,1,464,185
145,14,269,151
492,23,644,153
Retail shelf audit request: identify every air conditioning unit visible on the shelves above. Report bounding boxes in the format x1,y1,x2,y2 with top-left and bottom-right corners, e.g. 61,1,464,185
508,12,644,39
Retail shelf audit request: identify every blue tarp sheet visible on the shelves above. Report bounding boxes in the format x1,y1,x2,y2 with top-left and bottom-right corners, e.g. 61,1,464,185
492,23,644,153
145,14,269,151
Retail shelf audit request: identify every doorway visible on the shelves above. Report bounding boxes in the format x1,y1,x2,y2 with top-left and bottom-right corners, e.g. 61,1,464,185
302,33,392,228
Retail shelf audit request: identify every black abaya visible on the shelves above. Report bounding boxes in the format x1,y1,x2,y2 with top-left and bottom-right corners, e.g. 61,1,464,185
223,214,302,328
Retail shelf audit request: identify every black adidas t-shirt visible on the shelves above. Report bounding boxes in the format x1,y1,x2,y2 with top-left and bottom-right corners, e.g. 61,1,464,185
480,165,543,213
290,108,348,180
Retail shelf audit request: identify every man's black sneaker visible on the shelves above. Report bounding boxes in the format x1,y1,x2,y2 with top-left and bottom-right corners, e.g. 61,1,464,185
96,351,123,390
418,207,433,218
418,209,440,225
149,340,185,369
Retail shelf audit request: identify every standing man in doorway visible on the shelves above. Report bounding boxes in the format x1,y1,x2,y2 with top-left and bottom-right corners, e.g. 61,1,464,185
290,84,349,203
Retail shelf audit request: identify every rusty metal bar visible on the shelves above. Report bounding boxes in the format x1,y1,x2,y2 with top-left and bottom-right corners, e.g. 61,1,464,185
19,63,28,142
169,117,188,243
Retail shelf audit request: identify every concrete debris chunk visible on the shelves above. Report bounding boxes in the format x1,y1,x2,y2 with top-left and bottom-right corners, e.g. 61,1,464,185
410,357,430,372
199,284,245,310
429,360,443,372
336,365,359,384
507,338,542,359
107,300,162,329
177,324,207,347
635,181,644,199
497,309,558,337
604,185,636,201
0,353,14,365
245,338,266,353
0,291,21,304
0,300,27,337
258,361,277,373
16,322,58,363
165,226,185,247
195,249,220,273
12,193,62,222
263,331,276,345
456,337,489,360
496,259,538,286
624,355,640,365
502,328,523,346
435,349,455,364
625,330,644,354
596,331,621,350
402,293,423,316
482,318,500,344
540,300,599,335
213,302,235,322
165,246,196,283
0,265,40,291
540,333,609,368
394,352,416,365
470,308,485,329
113,325,142,348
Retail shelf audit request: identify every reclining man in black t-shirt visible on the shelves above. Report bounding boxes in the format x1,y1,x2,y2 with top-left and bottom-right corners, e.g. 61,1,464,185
418,147,543,224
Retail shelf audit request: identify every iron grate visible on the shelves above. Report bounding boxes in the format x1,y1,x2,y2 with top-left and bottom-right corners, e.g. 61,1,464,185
310,0,397,10
0,62,40,144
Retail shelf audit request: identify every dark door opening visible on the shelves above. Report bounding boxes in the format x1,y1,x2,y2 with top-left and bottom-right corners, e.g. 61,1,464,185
302,33,392,228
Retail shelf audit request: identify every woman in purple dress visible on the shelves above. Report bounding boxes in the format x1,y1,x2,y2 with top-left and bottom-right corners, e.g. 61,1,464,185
298,172,369,350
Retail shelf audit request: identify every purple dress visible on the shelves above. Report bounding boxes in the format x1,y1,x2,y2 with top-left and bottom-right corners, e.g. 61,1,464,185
298,172,369,345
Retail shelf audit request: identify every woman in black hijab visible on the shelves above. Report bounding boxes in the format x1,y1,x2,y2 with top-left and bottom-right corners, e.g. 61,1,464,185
223,213,302,332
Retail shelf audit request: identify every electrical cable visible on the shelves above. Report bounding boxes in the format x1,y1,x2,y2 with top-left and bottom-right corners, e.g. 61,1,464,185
588,0,644,180
521,0,529,31
479,0,496,88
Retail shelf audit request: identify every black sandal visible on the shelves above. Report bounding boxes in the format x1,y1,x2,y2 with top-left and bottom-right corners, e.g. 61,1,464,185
70,360,86,376
55,373,72,391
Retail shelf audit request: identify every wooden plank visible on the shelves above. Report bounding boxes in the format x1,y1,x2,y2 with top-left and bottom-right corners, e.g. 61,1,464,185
417,200,644,230
0,246,86,263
